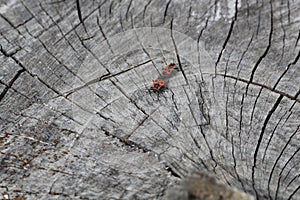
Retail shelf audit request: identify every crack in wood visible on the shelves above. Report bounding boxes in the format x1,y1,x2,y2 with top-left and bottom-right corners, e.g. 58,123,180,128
233,31,255,94
142,0,152,25
52,1,105,46
1,0,300,199
125,106,159,139
246,0,273,97
0,13,23,36
125,0,133,20
262,111,286,163
287,185,300,200
273,48,300,90
101,127,151,153
221,74,300,103
64,59,152,96
295,29,300,49
267,124,300,199
170,19,188,85
252,94,283,197
230,135,246,191
163,0,172,24
0,69,25,102
214,0,238,76
38,2,80,54
76,0,87,33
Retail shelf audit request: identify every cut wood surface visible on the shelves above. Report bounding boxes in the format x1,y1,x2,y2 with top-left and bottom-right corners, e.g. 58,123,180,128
0,0,299,199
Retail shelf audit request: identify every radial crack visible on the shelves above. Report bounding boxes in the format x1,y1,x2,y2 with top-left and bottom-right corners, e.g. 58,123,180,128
246,0,273,95
287,185,300,200
273,48,300,90
267,125,300,199
221,74,299,103
163,0,172,24
64,59,152,96
275,148,300,199
214,0,238,75
170,19,188,85
76,0,87,33
252,94,283,197
0,69,25,101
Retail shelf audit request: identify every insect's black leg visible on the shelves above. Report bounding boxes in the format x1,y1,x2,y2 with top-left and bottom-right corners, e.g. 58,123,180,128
174,66,180,71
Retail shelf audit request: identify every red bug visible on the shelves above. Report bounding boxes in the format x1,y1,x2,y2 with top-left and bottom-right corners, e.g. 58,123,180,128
162,63,176,75
151,63,176,92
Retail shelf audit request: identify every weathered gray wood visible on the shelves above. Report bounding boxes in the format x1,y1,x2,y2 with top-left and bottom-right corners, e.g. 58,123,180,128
0,0,299,199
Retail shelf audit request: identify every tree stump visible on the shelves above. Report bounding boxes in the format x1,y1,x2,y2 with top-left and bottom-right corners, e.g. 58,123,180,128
0,0,299,199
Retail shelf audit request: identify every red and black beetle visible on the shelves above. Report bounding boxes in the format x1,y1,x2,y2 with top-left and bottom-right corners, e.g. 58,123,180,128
151,63,176,92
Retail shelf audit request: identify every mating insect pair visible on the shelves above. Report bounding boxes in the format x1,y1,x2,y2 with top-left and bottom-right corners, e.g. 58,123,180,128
150,63,178,92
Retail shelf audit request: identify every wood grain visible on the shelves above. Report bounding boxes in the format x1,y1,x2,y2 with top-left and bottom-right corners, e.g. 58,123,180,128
0,0,299,199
